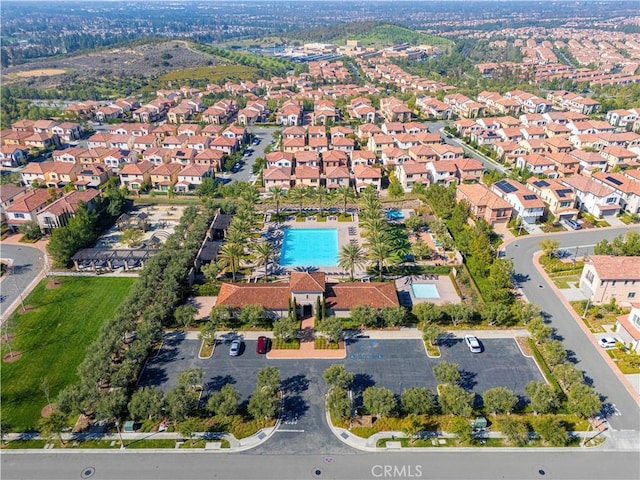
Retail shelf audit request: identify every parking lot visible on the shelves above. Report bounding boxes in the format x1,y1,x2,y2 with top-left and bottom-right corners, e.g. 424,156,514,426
138,333,544,453
140,334,543,410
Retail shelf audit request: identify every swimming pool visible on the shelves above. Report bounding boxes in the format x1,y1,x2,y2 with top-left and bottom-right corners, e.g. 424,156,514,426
386,210,405,220
280,228,339,267
411,283,440,299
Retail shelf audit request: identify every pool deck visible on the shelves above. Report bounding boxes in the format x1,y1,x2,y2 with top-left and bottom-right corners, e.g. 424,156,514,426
263,215,367,278
395,274,462,307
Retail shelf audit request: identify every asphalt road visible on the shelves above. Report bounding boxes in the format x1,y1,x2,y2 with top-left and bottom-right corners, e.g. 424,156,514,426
505,226,640,431
221,126,275,183
0,244,45,322
2,449,638,480
428,120,510,175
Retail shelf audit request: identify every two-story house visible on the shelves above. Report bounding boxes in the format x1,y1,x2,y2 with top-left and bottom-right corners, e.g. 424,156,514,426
456,183,512,226
491,178,545,225
580,256,640,307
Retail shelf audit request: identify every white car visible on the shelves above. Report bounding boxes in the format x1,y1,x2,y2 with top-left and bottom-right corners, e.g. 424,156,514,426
465,335,482,353
598,336,619,349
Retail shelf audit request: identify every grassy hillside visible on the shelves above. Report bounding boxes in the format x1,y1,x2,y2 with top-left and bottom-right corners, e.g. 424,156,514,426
286,22,451,48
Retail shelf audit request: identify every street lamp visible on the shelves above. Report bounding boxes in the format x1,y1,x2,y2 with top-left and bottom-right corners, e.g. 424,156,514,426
114,419,125,449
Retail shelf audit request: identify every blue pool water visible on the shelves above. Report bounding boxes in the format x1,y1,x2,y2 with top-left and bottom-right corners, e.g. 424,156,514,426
411,283,440,299
386,210,405,220
280,228,339,267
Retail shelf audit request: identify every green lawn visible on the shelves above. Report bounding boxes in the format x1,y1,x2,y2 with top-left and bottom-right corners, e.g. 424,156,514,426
1,277,135,431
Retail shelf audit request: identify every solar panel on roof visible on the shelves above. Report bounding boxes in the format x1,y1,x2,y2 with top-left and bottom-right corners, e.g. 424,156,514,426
605,176,623,186
523,194,538,200
557,189,573,198
533,180,550,187
495,179,517,193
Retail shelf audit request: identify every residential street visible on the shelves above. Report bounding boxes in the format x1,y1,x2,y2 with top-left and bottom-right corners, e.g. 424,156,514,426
505,226,640,432
0,243,46,322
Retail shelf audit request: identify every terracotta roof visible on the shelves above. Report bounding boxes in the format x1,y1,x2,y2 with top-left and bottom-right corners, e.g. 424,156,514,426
587,255,640,281
6,188,58,213
216,283,291,310
39,189,100,217
290,272,325,292
263,167,291,180
326,282,399,310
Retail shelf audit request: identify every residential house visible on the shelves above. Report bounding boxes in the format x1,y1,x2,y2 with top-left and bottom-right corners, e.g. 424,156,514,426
600,146,638,169
426,160,458,185
276,101,303,126
210,136,238,155
294,151,320,169
194,149,224,172
313,100,338,126
282,137,307,154
262,167,292,191
368,134,395,155
591,171,640,214
606,109,639,129
569,150,609,174
21,161,79,187
430,144,464,161
322,150,348,169
308,136,329,153
294,165,321,188
353,165,382,192
170,148,197,165
36,189,101,233
175,164,213,193
515,153,557,177
0,185,27,223
150,163,182,191
0,145,27,167
544,152,580,177
143,147,171,166
408,145,437,163
526,177,578,221
395,160,429,192
491,178,545,224
75,164,110,190
560,175,621,218
5,188,60,232
456,183,512,226
579,256,640,306
453,158,484,183
351,150,377,167
266,152,294,169
50,122,83,142
615,304,640,353
381,147,411,166
324,166,351,189
356,124,383,141
119,161,154,190
380,97,412,122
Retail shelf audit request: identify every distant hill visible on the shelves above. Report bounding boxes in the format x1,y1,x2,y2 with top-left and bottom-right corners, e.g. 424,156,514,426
286,22,451,48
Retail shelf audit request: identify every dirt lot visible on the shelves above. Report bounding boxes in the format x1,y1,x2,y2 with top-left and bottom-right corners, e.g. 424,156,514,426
13,68,68,78
2,40,218,88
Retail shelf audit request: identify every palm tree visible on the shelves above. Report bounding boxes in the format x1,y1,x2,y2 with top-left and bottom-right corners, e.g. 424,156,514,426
287,186,308,214
268,186,286,218
314,187,329,216
218,242,244,282
253,241,275,282
338,243,367,282
336,185,354,215
366,231,392,281
240,185,260,206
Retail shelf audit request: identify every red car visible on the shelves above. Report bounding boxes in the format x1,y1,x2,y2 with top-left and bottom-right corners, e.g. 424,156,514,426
256,336,269,354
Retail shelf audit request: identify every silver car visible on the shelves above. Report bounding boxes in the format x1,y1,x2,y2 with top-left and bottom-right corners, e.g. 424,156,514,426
229,339,242,356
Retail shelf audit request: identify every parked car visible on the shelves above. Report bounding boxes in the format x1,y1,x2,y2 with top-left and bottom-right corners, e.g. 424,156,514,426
563,218,582,230
465,335,482,353
231,163,241,173
598,336,619,349
229,339,242,356
256,336,269,354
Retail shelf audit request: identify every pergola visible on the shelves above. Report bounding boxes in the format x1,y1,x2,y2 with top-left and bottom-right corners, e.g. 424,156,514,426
71,248,156,272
